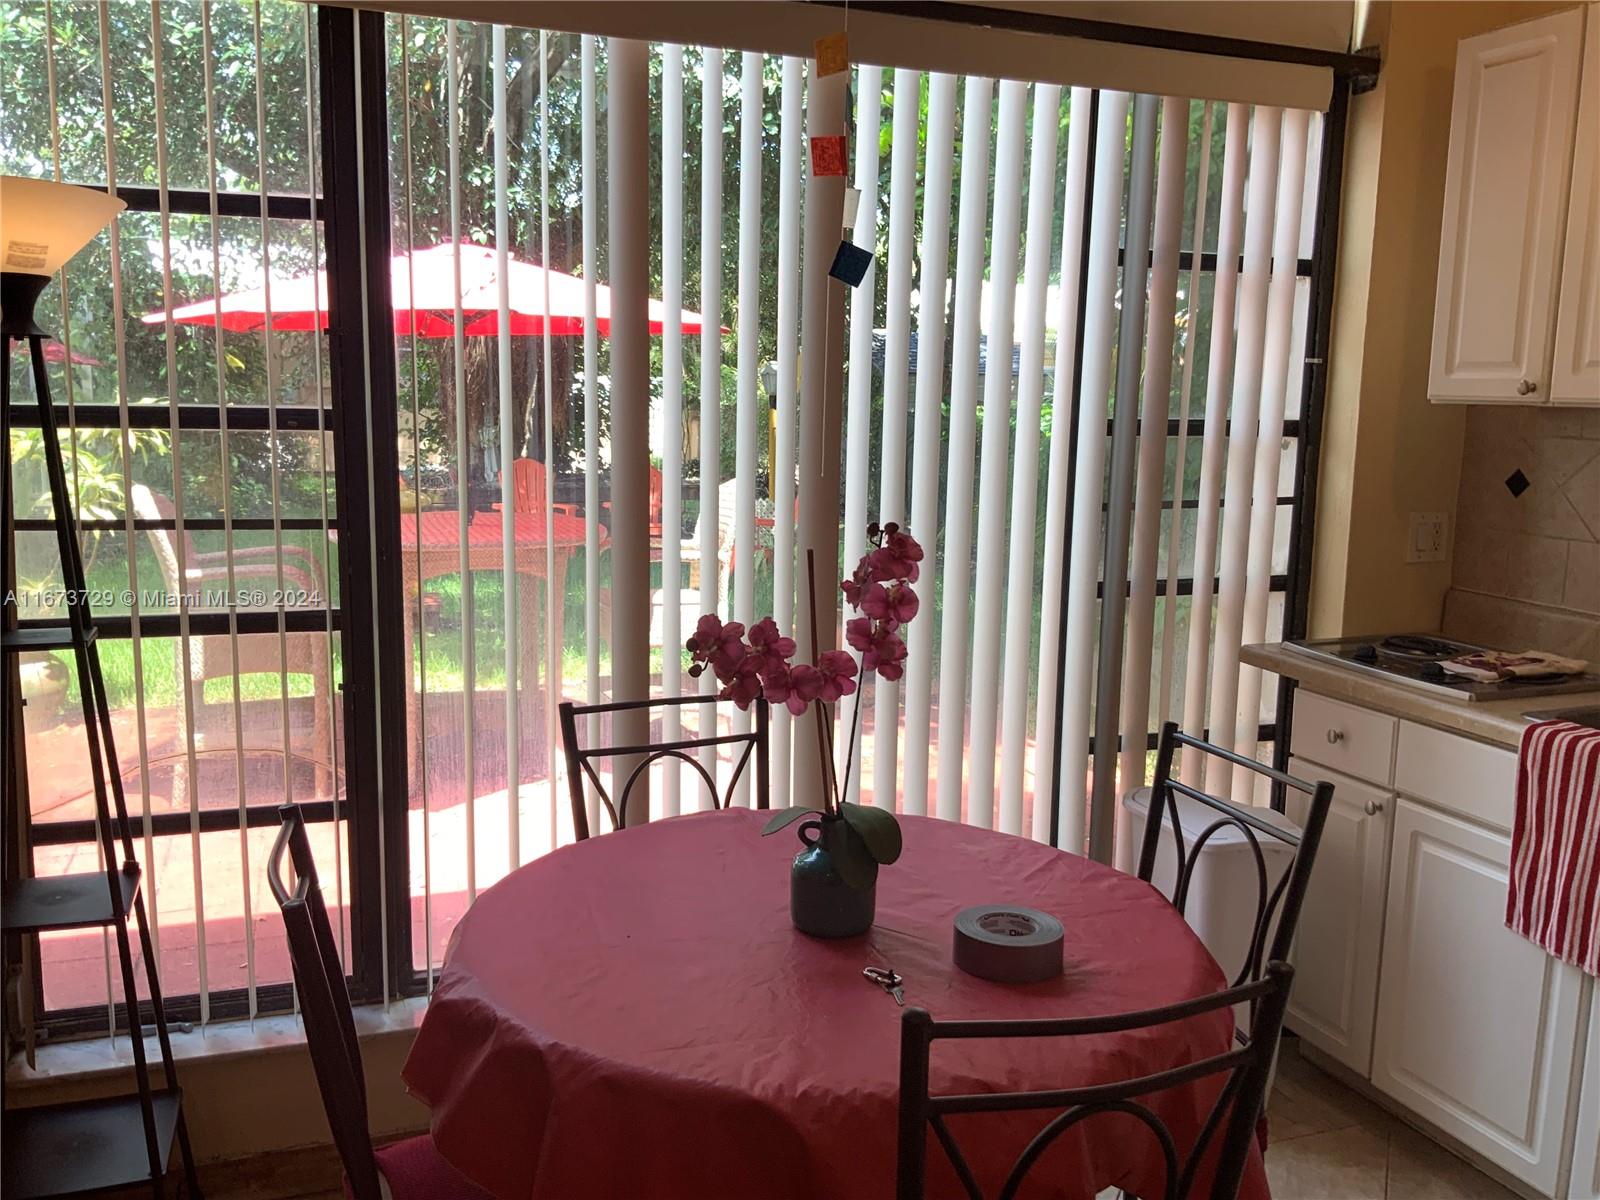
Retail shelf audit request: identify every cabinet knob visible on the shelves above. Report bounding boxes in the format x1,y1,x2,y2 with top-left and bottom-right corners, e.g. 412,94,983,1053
1326,729,1345,745
1517,378,1538,396
1364,798,1384,816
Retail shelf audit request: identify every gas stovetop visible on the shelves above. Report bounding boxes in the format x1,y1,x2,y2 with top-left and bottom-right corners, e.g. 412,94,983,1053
1285,634,1600,703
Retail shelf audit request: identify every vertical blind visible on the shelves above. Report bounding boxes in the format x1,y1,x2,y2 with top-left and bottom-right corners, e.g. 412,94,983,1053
844,79,1321,854
7,2,1328,1026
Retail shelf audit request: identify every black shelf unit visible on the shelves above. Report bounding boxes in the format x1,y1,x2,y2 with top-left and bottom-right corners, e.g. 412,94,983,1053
0,624,96,651
3,318,201,1197
2,864,142,934
2,1090,184,1198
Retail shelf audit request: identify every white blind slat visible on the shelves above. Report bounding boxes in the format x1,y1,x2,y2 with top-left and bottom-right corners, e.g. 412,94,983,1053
840,63,884,804
964,79,1029,832
660,44,686,815
1056,90,1132,854
1117,94,1189,794
934,76,994,825
770,54,803,811
1031,86,1093,845
899,72,957,818
1181,102,1248,782
998,83,1062,838
492,25,520,867
444,20,479,896
731,51,763,806
1206,105,1282,792
1231,108,1311,801
582,37,601,811
697,48,724,795
1157,101,1214,738
871,69,921,810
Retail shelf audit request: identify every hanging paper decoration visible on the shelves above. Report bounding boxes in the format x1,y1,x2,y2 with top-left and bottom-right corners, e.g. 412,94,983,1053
811,135,847,178
814,32,849,77
842,186,862,230
829,241,873,287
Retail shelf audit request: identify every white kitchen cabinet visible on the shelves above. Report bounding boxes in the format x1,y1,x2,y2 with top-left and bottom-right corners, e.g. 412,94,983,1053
1552,10,1600,405
1572,988,1600,1200
1372,797,1585,1195
1284,757,1392,1076
1429,7,1587,404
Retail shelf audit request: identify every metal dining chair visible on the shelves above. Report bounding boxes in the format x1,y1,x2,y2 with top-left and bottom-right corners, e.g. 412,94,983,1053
558,695,770,839
896,961,1296,1200
1136,721,1334,1000
267,805,492,1200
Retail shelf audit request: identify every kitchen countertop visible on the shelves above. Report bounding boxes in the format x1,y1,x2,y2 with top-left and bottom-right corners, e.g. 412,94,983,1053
1242,642,1600,750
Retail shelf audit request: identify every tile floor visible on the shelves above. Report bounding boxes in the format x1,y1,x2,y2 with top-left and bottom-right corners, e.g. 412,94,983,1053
148,1037,1521,1200
1266,1040,1521,1200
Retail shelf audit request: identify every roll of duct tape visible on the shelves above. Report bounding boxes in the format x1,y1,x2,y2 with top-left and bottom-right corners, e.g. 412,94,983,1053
952,905,1065,983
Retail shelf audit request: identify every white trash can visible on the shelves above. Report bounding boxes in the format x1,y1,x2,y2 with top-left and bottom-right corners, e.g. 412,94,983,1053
1119,786,1301,1036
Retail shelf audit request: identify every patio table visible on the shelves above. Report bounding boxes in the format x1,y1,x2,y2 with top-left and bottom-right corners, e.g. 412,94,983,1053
402,808,1269,1200
397,508,598,769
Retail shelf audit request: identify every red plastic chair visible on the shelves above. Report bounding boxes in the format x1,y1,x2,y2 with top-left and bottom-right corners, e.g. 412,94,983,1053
504,457,579,519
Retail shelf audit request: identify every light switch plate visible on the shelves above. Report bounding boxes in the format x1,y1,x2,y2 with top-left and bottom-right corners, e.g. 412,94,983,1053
1407,511,1448,563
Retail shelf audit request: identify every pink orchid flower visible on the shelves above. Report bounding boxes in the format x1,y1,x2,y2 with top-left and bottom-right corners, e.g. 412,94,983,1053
719,660,764,709
845,616,876,652
816,650,859,702
781,663,824,715
864,631,907,680
744,616,797,675
860,581,918,624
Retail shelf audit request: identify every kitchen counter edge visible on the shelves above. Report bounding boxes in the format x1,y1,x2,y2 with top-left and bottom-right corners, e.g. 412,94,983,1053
1241,642,1600,751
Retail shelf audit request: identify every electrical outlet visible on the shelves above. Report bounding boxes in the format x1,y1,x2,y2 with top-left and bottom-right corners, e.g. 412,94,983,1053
1407,512,1448,564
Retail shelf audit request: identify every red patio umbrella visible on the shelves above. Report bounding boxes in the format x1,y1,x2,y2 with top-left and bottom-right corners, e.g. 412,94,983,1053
9,339,104,366
141,242,717,336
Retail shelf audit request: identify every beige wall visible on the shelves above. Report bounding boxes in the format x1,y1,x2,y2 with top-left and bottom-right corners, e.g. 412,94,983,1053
11,1021,427,1164
1310,0,1580,637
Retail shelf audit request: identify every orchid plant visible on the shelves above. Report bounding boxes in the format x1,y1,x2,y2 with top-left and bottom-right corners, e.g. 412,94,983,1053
684,524,923,889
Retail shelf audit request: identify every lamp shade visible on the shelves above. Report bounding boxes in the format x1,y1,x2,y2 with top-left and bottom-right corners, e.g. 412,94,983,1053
1,176,126,276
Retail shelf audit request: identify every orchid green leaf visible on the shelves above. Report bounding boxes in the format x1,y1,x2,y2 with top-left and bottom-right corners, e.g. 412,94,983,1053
762,806,822,836
840,801,903,865
830,823,880,889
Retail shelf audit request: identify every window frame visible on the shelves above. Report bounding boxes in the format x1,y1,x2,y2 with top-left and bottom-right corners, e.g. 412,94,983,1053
6,5,397,1038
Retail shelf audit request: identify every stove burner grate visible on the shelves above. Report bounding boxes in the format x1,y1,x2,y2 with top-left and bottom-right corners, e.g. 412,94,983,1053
1375,634,1465,661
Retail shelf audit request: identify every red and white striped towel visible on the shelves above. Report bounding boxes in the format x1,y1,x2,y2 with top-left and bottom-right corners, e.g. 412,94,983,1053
1507,720,1600,977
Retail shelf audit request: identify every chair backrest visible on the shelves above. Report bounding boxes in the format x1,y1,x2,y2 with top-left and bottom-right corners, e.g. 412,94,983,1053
130,483,189,592
896,961,1296,1200
1137,721,1334,993
267,805,382,1200
687,477,742,551
509,457,549,515
647,465,664,523
558,695,770,838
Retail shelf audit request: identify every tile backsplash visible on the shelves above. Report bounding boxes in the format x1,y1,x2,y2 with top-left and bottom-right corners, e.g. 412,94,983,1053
1451,405,1600,617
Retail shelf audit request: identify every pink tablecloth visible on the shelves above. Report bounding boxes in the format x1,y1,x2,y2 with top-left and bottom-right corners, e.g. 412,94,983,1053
402,810,1269,1200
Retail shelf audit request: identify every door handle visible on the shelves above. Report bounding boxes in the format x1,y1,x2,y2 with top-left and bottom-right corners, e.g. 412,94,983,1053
1517,378,1537,396
1364,798,1384,816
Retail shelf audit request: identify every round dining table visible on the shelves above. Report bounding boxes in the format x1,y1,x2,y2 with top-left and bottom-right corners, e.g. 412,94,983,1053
402,809,1270,1200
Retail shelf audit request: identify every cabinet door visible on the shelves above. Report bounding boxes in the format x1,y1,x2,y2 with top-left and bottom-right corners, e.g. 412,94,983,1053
1373,799,1584,1194
1429,8,1585,403
1284,758,1391,1077
1573,987,1600,1200
1552,9,1600,406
